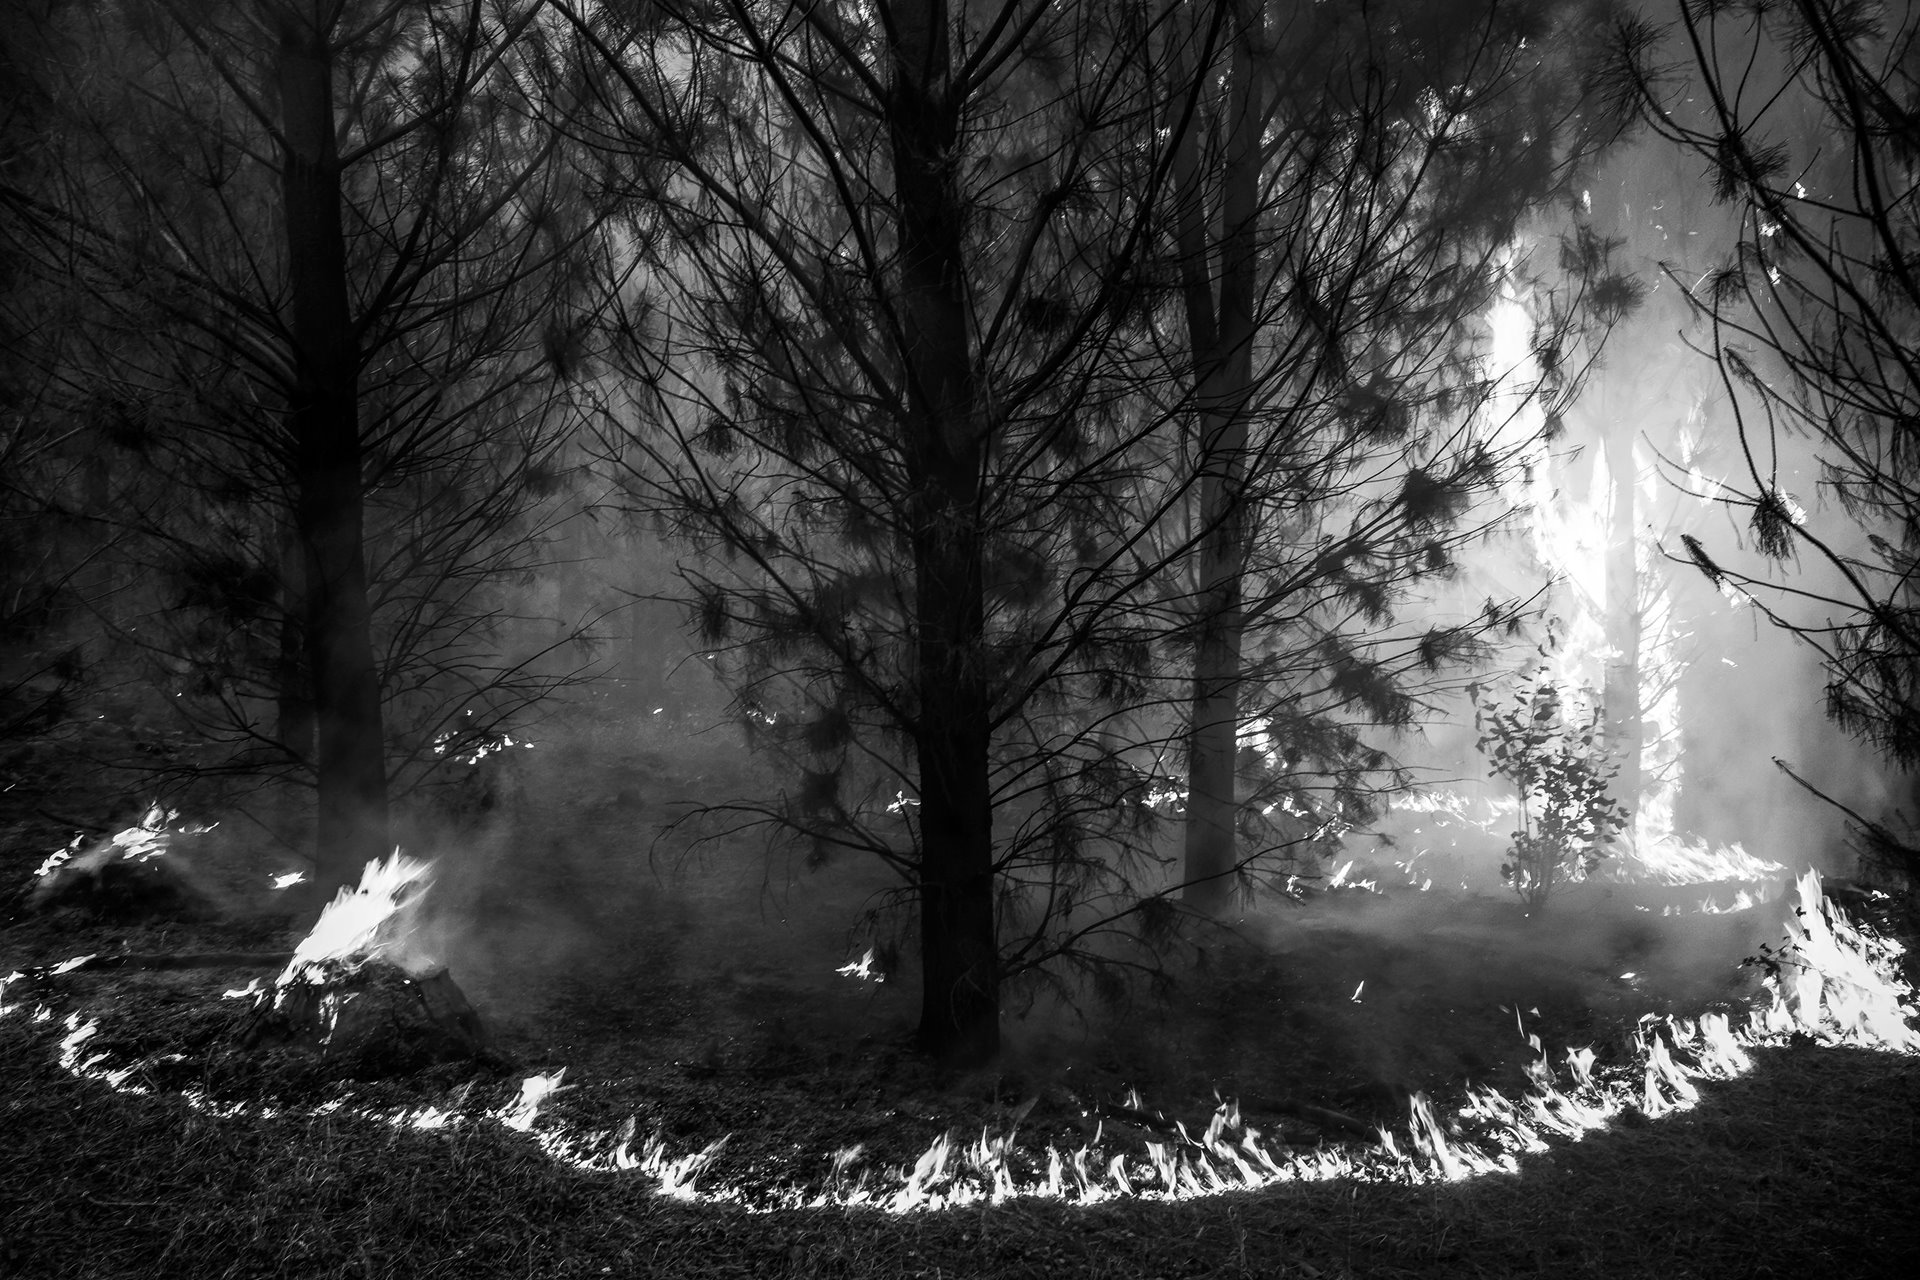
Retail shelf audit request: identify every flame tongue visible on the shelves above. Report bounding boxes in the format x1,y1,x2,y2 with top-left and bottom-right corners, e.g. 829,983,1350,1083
1765,869,1920,1051
281,851,435,983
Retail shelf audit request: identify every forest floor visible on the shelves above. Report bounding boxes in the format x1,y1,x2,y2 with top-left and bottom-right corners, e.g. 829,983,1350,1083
2,698,1917,1278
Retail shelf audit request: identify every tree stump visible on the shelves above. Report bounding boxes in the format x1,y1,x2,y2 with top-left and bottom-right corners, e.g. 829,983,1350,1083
240,955,492,1074
28,817,217,922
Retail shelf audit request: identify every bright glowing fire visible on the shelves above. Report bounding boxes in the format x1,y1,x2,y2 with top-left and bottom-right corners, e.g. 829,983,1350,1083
1752,870,1920,1052
32,805,170,881
836,947,885,983
280,850,436,981
8,863,1912,1212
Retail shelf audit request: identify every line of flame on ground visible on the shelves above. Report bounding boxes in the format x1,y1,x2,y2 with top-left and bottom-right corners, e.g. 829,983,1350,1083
3,866,1912,1213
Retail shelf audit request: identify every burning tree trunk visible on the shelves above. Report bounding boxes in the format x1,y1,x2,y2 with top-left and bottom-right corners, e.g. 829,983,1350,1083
272,8,389,897
1601,412,1643,831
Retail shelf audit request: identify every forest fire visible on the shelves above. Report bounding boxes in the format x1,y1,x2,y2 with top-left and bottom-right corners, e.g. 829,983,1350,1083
2,0,1917,1271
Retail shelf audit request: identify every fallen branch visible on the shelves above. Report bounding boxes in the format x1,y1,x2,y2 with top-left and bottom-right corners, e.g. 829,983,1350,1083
25,952,292,977
1774,756,1920,883
1240,1095,1381,1143
1089,1101,1203,1145
1774,757,1886,838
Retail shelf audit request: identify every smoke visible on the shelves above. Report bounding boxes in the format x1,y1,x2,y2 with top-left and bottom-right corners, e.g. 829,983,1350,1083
393,705,918,1059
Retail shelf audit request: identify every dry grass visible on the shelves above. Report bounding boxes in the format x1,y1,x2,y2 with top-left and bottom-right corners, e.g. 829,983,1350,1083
3,711,1915,1278
2,991,1913,1279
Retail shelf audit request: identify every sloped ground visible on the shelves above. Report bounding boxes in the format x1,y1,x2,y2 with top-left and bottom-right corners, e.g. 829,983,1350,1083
3,701,1918,1276
1,1008,1914,1278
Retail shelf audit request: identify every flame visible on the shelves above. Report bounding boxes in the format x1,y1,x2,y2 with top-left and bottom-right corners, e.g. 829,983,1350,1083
1403,1092,1517,1179
58,1014,105,1076
610,1124,732,1200
1615,828,1787,887
501,1070,568,1132
1692,1012,1751,1078
1325,860,1378,892
21,865,1917,1212
280,851,435,981
432,710,528,763
1757,869,1920,1051
1637,1021,1701,1117
835,948,885,983
34,804,176,881
1673,888,1765,915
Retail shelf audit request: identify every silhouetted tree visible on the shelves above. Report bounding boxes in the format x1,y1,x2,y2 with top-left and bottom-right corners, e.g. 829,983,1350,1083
1149,0,1630,911
566,0,1234,1063
0,0,102,748
0,0,608,896
566,0,1632,1057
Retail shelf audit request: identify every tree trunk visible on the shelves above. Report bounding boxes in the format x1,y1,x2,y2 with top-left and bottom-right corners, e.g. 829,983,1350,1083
889,0,997,1065
80,453,116,620
1177,10,1261,914
274,516,314,763
274,7,388,899
1602,416,1642,835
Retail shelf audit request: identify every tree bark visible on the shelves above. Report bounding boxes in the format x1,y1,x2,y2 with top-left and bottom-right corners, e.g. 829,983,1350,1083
1177,9,1261,914
273,5,388,899
274,516,314,763
889,0,997,1065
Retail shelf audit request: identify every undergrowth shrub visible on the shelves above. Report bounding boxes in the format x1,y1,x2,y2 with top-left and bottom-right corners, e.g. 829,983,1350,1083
1472,678,1629,911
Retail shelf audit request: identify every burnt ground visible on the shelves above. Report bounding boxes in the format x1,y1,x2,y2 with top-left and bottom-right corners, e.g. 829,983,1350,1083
3,698,1918,1277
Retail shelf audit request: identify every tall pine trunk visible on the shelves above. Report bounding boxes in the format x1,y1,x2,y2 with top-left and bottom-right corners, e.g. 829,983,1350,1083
274,6,388,898
1176,10,1261,914
889,0,997,1064
274,517,314,762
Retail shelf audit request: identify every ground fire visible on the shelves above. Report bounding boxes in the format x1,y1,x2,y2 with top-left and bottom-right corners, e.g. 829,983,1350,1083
6,846,1913,1214
3,3,1918,1275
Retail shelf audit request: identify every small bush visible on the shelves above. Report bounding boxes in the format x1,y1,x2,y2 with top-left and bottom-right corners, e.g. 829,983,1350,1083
1472,679,1630,911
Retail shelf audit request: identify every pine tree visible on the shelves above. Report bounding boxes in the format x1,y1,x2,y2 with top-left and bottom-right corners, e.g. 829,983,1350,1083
1,0,609,897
